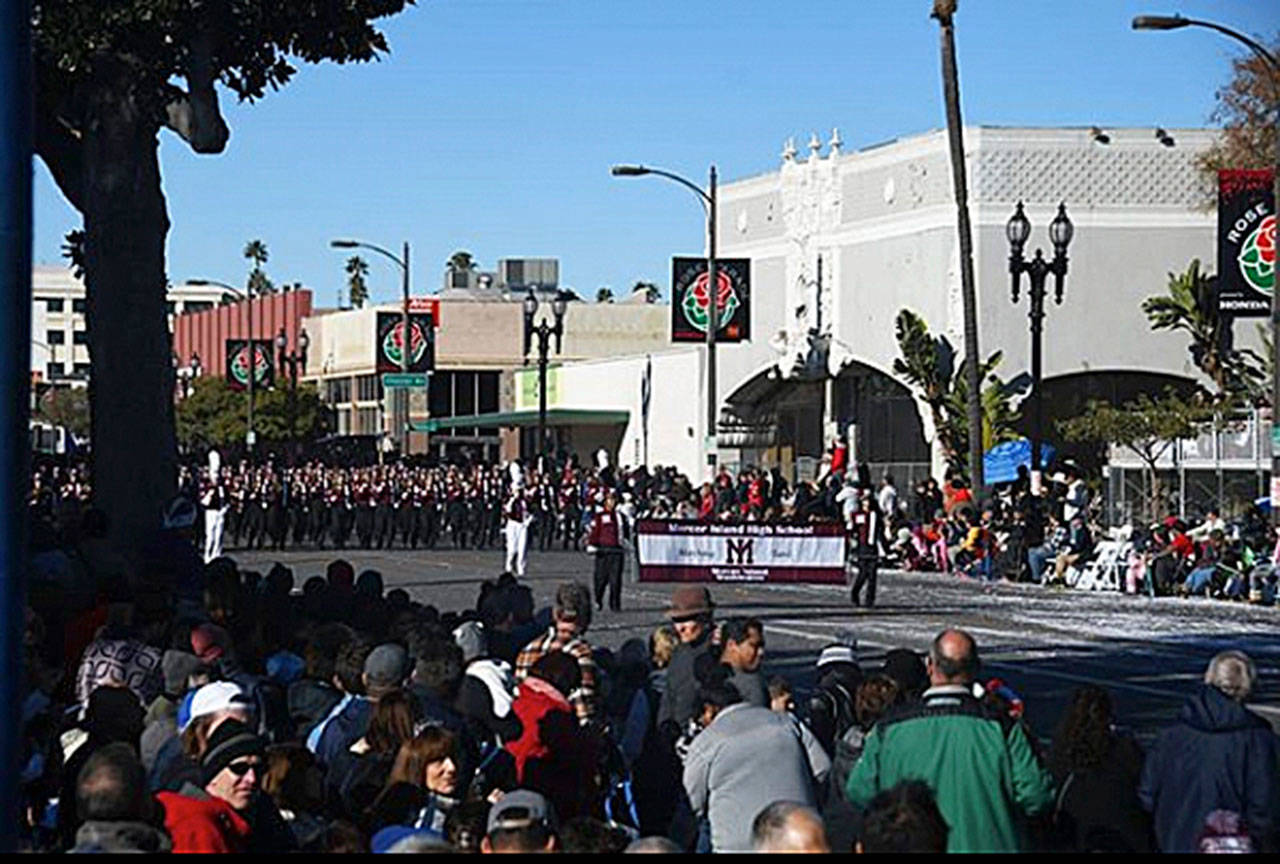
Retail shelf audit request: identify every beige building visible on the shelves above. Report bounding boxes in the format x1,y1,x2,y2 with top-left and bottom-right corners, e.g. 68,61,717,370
301,295,668,461
31,266,228,386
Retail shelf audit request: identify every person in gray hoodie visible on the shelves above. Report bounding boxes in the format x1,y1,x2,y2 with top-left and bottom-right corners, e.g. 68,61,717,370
682,674,821,852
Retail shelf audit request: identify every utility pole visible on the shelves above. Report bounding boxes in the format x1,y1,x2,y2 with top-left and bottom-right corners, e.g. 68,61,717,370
933,0,985,492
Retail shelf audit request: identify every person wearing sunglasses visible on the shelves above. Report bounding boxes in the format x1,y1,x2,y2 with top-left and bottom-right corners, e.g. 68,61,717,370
156,720,268,852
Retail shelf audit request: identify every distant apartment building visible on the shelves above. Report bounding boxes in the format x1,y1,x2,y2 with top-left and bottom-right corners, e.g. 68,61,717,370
31,266,228,387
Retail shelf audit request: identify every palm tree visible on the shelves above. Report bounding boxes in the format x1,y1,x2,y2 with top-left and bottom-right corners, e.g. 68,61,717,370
931,0,985,488
893,309,959,468
242,239,273,295
1142,258,1265,403
447,250,477,272
346,255,370,308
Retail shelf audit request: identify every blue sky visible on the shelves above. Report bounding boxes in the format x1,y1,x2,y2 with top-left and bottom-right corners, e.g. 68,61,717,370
32,0,1277,306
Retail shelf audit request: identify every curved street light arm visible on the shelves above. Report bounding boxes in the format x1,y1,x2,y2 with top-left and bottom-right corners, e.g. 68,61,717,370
344,241,407,273
629,165,713,214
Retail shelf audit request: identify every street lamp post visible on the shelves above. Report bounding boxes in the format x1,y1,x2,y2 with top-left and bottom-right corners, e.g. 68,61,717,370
1133,13,1280,528
612,163,719,477
1006,202,1074,527
188,277,257,458
331,239,412,457
276,326,309,462
523,289,568,461
174,351,201,399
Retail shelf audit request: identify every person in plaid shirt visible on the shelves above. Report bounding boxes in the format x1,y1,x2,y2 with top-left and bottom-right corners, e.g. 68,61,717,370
514,582,598,722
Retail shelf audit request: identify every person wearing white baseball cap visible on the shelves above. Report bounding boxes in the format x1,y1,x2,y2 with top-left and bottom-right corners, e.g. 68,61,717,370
150,682,254,794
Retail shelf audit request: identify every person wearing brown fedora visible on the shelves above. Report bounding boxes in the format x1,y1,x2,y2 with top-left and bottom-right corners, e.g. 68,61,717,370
656,586,717,730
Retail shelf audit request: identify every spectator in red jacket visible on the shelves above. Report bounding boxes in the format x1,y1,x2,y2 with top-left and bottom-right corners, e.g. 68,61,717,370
156,720,264,853
506,652,600,821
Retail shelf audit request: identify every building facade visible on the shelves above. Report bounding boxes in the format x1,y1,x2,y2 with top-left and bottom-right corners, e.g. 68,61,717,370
32,266,229,387
551,126,1230,481
300,296,669,461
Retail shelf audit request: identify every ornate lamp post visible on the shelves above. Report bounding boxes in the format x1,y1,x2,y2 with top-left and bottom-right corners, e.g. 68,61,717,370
522,289,568,460
612,162,719,477
1007,201,1073,514
276,326,309,459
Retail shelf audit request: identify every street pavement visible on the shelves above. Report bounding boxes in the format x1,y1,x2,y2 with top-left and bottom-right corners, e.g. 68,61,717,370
234,545,1280,744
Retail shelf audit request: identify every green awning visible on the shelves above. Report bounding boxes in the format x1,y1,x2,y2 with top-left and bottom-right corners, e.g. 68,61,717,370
410,408,629,433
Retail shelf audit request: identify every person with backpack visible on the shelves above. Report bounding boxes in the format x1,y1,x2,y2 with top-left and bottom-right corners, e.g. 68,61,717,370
807,641,863,757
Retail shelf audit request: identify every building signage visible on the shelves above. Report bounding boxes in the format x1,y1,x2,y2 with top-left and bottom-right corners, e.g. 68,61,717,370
408,297,441,322
670,257,751,343
1218,169,1275,317
224,340,274,391
515,366,561,411
375,312,435,373
636,520,846,584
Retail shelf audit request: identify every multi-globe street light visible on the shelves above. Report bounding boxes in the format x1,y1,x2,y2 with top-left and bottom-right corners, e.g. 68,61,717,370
612,163,719,475
522,288,569,460
1133,14,1280,527
330,238,412,457
1006,202,1074,535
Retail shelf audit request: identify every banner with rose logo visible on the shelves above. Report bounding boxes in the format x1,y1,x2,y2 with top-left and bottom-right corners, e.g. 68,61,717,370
224,340,274,391
1217,169,1275,317
670,257,751,343
375,312,435,373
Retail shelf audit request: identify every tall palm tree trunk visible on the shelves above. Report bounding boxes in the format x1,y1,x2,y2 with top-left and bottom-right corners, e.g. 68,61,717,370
933,0,985,491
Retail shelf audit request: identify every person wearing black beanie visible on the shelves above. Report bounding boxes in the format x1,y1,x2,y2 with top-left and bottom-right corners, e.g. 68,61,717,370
200,720,266,806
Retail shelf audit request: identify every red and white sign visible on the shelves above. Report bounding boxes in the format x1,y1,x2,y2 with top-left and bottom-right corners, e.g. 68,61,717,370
408,297,440,323
636,520,847,584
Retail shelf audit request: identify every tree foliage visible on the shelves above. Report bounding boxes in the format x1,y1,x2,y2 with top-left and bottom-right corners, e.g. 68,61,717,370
346,255,370,308
596,287,614,303
1197,36,1280,182
177,376,331,452
1141,259,1265,404
34,387,91,440
1059,391,1212,521
893,308,1027,474
447,250,477,272
632,281,660,303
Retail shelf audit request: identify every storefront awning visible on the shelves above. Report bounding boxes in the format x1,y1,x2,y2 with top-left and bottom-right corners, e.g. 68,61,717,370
409,409,629,433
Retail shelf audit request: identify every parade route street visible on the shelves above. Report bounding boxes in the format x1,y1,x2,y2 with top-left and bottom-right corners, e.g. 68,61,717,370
235,546,1280,743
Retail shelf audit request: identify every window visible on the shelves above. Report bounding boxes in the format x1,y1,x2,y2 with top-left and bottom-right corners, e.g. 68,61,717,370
324,376,352,404
356,373,382,402
72,330,88,345
454,371,476,416
44,298,64,313
73,363,91,378
451,270,469,288
184,301,213,314
46,330,64,345
356,407,380,434
72,298,87,314
46,362,65,379
429,371,452,418
336,408,351,435
478,372,499,414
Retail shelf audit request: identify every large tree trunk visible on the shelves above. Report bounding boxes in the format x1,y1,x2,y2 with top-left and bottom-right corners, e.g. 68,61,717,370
82,62,177,551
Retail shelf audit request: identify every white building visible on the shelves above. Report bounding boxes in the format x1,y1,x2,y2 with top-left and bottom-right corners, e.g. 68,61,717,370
553,126,1229,481
31,266,228,386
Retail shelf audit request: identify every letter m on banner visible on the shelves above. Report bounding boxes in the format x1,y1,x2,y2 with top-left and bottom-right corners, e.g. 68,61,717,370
725,538,755,566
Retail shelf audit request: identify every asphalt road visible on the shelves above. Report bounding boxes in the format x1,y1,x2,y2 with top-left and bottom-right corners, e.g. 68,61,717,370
233,545,1280,744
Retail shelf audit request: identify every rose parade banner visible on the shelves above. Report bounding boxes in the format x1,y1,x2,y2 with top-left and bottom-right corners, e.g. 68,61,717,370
1218,169,1275,317
224,340,274,391
637,520,847,584
375,312,435,374
671,257,751,343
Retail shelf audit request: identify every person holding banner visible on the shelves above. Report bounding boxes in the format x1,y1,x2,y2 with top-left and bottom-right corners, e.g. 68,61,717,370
850,494,888,608
587,492,626,612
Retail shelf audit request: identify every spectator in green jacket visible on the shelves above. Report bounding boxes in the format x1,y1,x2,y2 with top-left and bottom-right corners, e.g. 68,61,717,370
845,629,1055,853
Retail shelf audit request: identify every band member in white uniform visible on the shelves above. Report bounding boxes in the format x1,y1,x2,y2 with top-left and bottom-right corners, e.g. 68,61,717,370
201,449,227,563
503,477,533,578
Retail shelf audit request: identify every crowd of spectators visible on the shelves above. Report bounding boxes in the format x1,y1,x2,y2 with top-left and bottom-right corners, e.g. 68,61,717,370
18,478,1280,853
